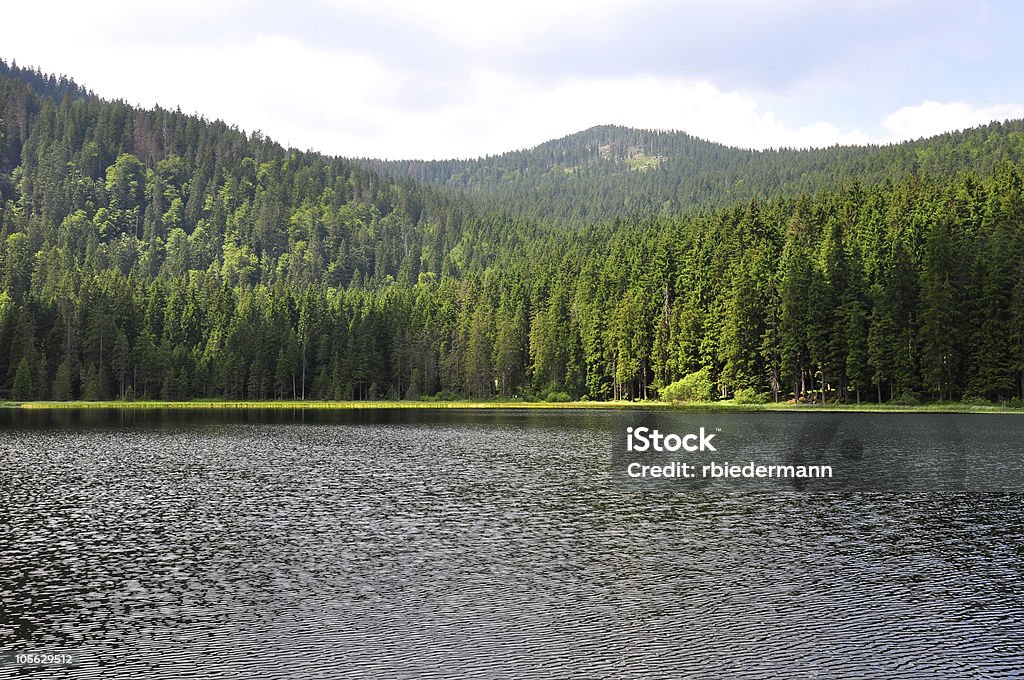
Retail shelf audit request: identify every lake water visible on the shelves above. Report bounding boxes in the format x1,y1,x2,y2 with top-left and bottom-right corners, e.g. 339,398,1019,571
1,408,1023,678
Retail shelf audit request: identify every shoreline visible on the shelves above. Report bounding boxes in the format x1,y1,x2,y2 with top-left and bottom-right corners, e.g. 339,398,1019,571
3,400,1023,414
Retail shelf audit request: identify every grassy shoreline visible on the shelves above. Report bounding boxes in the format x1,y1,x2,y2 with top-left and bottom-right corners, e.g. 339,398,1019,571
3,399,1023,413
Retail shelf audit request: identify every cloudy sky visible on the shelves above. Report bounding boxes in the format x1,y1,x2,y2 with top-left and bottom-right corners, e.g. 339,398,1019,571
2,0,1022,159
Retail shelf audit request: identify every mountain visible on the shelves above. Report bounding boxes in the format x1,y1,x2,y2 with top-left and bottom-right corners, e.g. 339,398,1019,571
367,122,1024,222
0,59,517,288
2,59,1024,405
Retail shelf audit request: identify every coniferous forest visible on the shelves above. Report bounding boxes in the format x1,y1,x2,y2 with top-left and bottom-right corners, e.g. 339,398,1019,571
2,60,1024,404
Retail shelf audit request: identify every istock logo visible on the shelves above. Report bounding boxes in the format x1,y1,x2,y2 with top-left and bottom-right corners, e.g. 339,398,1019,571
626,426,717,453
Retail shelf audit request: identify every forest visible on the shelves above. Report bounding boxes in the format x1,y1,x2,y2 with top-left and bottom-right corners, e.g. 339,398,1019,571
369,121,1024,223
1,60,1023,404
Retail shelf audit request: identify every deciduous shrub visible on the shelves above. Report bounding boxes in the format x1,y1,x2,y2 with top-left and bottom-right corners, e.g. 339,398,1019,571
733,388,770,404
660,369,715,403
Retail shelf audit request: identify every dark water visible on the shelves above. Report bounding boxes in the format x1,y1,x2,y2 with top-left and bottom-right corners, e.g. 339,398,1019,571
1,408,1022,678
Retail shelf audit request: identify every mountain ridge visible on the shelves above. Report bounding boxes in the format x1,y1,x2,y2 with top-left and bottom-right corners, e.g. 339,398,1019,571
8,57,1024,225
365,120,1024,222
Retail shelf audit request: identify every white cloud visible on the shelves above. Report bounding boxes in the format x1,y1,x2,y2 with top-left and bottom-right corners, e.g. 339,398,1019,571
0,9,877,159
2,1,1019,159
286,70,877,158
331,0,631,51
408,73,873,158
883,100,1024,140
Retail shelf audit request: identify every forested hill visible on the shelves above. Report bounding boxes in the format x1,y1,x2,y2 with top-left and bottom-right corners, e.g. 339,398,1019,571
2,60,1024,406
366,122,1024,222
0,60,522,287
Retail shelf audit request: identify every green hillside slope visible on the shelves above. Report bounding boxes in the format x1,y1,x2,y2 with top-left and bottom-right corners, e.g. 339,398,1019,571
2,60,1023,405
367,122,1024,222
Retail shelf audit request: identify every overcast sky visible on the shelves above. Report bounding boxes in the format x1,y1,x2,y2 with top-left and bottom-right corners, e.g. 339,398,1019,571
3,0,1022,159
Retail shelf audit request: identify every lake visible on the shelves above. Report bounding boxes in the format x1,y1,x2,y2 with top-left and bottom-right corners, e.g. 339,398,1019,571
1,408,1022,678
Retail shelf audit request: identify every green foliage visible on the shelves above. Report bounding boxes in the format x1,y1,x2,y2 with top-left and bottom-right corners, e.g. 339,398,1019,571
105,153,146,214
2,61,1024,406
12,356,33,400
661,369,715,403
421,389,459,402
891,391,922,406
733,388,771,404
546,390,571,403
370,123,1024,224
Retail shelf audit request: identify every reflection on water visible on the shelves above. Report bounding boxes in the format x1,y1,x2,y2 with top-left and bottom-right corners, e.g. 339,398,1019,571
1,409,1022,678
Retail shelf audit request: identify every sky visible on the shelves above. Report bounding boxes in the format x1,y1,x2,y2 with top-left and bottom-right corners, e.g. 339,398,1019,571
3,0,1023,160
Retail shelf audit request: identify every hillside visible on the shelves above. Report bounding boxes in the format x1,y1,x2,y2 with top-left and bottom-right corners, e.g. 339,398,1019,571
367,122,1024,222
1,60,1023,405
0,60,519,287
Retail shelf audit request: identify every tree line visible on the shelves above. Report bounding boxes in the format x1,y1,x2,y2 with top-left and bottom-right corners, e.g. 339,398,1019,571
1,61,1023,403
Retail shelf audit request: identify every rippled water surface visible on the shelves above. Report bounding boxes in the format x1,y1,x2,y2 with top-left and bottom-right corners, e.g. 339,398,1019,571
1,408,1023,678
